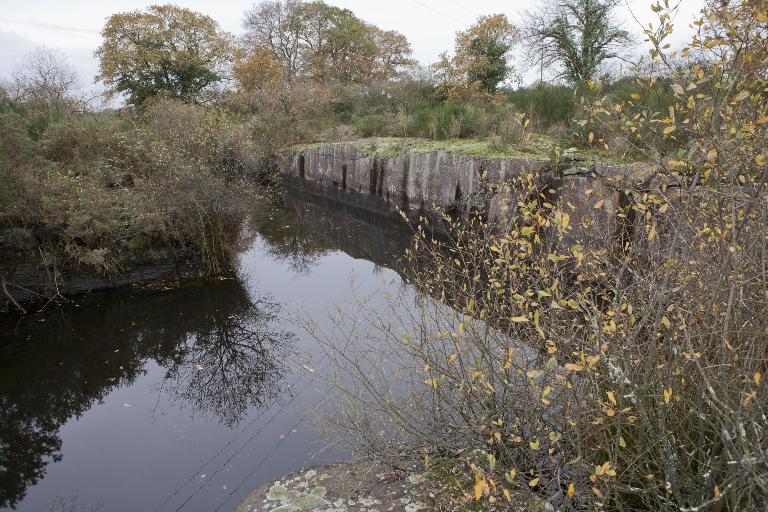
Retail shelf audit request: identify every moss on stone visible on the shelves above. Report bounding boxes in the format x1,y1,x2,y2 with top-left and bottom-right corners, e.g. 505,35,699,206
285,136,645,167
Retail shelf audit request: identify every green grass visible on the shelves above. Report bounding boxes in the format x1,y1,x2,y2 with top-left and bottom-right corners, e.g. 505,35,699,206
289,136,553,159
288,135,646,167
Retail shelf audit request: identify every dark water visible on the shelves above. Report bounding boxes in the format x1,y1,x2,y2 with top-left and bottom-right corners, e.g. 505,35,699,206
0,192,413,512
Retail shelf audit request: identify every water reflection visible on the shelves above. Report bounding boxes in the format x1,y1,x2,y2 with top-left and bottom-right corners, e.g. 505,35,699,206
155,293,293,427
0,279,292,509
248,202,332,274
247,191,413,275
0,189,418,512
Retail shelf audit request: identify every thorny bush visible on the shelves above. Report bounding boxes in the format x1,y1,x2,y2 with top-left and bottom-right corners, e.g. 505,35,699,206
310,1,768,510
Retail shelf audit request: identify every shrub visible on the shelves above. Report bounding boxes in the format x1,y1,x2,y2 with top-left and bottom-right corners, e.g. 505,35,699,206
310,2,768,510
407,101,491,139
40,115,123,167
352,113,389,137
0,99,254,277
506,84,576,131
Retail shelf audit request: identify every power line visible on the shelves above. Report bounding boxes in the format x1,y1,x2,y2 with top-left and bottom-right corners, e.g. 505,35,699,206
406,0,468,27
0,19,100,35
444,0,476,17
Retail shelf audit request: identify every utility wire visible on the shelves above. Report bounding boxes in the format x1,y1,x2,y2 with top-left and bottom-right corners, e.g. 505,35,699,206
444,0,476,16
406,0,468,27
0,19,99,35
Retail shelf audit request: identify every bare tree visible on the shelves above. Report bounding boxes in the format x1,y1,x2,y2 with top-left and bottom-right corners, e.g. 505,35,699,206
242,0,307,82
6,48,85,112
524,0,632,83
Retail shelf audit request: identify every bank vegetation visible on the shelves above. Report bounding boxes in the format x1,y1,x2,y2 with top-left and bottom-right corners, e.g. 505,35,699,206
310,1,768,511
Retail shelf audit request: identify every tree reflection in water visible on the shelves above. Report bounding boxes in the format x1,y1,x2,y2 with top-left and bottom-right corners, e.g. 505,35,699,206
155,293,293,427
0,278,293,509
247,191,412,276
246,198,333,275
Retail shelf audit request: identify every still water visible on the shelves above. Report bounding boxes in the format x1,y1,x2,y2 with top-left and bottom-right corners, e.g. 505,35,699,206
0,192,413,512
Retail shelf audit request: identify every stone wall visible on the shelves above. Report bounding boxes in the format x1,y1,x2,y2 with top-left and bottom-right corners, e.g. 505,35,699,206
282,142,650,228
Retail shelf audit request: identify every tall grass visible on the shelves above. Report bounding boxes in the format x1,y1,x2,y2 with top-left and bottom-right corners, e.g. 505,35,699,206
505,84,577,131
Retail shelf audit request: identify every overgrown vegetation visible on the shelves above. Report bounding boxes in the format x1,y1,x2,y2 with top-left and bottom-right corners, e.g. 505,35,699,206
3,0,766,510
0,0,680,314
0,97,258,281
310,1,768,511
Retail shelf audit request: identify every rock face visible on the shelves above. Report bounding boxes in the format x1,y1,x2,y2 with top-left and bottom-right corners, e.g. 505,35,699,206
281,142,650,231
283,143,551,213
234,461,430,512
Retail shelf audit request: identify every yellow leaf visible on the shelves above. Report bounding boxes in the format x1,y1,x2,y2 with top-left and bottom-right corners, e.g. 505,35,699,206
503,489,511,501
630,93,641,100
529,439,540,450
663,387,673,404
596,461,616,477
755,372,762,386
619,436,627,448
529,478,539,488
474,476,486,500
475,473,491,500
447,353,458,363
756,154,766,168
424,378,439,390
607,391,617,406
594,199,605,209
512,316,529,323
568,483,575,497
588,132,594,144
667,159,687,169
707,148,718,164
541,386,552,405
663,125,676,135
648,223,657,242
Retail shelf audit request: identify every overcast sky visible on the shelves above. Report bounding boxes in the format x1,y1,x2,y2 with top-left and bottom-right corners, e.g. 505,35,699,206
0,0,705,94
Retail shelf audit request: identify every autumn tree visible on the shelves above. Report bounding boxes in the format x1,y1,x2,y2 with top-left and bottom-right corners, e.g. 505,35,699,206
233,46,332,118
241,0,414,85
524,0,631,83
434,14,520,100
96,5,235,106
